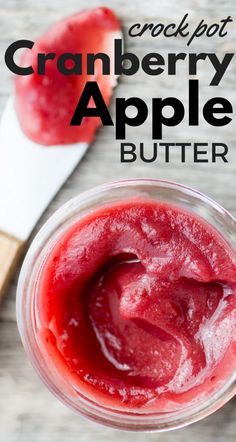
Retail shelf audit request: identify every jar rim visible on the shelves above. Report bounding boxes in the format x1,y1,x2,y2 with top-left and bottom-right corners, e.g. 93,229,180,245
16,178,236,432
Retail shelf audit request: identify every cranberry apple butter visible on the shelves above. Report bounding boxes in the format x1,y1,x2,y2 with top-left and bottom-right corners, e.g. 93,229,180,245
36,199,236,410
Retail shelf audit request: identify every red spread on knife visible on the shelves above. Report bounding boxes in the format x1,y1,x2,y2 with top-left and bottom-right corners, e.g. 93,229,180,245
15,7,120,145
37,200,236,410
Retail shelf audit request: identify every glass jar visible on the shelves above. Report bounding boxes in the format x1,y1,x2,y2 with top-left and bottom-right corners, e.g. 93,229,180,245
16,179,236,431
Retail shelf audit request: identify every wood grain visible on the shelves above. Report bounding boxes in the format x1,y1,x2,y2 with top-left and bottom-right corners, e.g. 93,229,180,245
0,0,235,441
0,231,23,302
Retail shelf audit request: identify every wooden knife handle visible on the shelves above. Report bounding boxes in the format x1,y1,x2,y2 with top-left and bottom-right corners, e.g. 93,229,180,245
0,231,24,302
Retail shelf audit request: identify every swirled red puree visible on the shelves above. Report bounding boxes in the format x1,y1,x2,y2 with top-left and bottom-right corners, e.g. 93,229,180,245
37,200,236,410
15,7,120,145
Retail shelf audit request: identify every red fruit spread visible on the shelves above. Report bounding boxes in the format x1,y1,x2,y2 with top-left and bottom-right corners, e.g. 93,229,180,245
15,7,120,145
37,200,236,410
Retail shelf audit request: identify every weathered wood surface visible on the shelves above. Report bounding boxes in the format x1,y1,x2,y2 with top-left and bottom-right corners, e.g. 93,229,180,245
0,1,235,441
